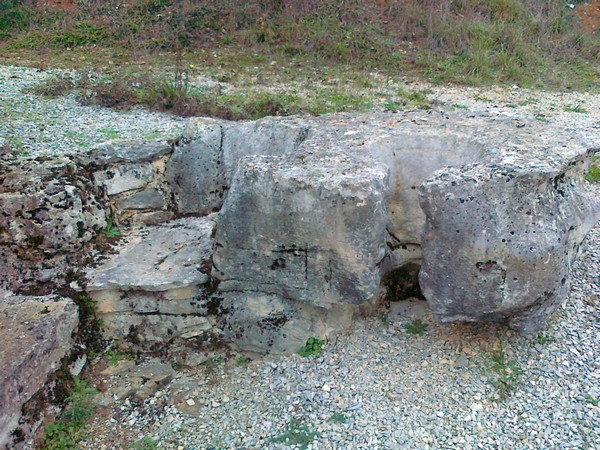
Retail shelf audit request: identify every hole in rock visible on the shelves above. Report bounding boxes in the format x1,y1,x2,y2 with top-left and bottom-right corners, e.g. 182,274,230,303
381,262,425,303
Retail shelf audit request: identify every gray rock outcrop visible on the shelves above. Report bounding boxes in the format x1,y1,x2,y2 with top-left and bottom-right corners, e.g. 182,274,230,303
0,292,78,448
419,150,600,333
165,118,309,215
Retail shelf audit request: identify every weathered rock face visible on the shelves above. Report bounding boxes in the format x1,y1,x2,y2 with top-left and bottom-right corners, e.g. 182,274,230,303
86,217,216,342
165,118,309,215
0,154,107,291
213,154,389,308
419,150,600,333
0,292,78,448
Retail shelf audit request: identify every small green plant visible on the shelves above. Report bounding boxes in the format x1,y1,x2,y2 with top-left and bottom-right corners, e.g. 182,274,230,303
535,332,557,344
328,412,347,424
484,348,523,401
129,436,158,450
101,219,121,239
105,345,134,366
405,319,428,336
586,164,600,183
563,103,588,113
298,337,324,357
236,356,251,366
43,377,99,449
585,394,599,406
271,420,318,449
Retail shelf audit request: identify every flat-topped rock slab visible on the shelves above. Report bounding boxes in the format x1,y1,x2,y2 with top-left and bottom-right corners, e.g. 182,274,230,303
87,216,215,292
86,217,216,343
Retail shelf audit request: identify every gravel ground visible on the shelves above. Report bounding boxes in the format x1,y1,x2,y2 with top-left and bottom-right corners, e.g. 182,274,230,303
0,65,186,157
1,64,598,449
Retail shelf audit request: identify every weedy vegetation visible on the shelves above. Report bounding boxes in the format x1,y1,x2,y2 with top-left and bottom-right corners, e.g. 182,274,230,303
405,319,428,336
271,419,318,450
0,0,598,123
484,347,523,401
42,377,99,449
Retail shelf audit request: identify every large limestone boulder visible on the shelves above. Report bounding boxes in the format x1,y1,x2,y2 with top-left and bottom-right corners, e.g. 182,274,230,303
419,145,600,333
212,153,389,308
86,217,216,342
0,292,78,448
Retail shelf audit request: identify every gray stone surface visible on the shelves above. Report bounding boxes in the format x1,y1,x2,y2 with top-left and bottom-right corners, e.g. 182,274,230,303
165,117,309,215
93,162,155,196
419,149,600,333
87,216,216,343
115,188,165,211
0,292,78,448
87,216,215,292
220,291,356,354
213,154,389,309
76,140,172,167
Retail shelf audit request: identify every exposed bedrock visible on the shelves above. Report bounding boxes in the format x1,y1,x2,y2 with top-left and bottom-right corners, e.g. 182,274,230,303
86,217,216,343
419,151,600,333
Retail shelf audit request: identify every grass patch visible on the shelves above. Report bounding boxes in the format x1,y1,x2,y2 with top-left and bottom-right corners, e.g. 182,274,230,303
328,412,348,424
42,377,99,449
405,319,428,336
271,420,318,450
128,437,158,450
535,332,557,344
1,0,599,90
585,394,599,407
484,348,523,401
298,337,324,357
563,103,589,113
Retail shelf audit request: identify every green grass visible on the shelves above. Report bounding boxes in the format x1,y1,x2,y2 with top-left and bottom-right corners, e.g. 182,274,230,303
271,420,318,450
535,332,557,344
328,412,348,424
484,348,523,401
42,377,99,449
405,319,428,336
563,103,589,113
299,337,325,357
1,0,599,92
585,394,599,407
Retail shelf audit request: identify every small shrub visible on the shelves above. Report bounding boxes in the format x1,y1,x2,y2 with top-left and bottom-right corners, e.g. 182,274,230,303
25,74,74,98
586,164,600,183
535,332,557,344
129,436,158,450
405,319,428,336
298,337,324,357
484,348,523,401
